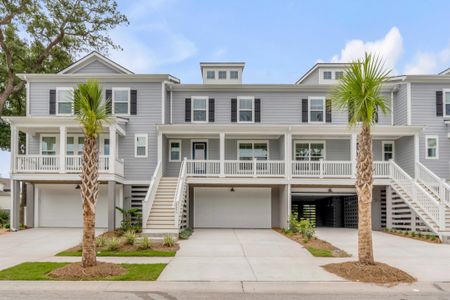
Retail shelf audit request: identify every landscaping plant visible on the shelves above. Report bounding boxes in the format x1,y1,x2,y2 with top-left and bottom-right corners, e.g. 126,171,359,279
179,228,193,240
124,230,137,245
331,53,390,265
74,80,111,267
163,235,175,247
288,213,300,233
115,207,142,232
299,219,315,242
0,210,9,228
106,237,121,251
138,236,152,250
95,236,107,248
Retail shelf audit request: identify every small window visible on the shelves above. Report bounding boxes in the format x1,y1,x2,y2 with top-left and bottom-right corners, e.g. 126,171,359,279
444,90,450,116
41,136,57,155
230,71,239,79
426,136,438,159
56,88,74,115
238,97,254,123
135,134,148,158
169,140,182,162
382,142,394,161
309,97,325,123
218,71,227,79
103,138,110,156
323,71,332,80
206,70,215,79
113,88,130,115
191,97,208,122
294,142,325,161
238,141,268,160
335,71,344,80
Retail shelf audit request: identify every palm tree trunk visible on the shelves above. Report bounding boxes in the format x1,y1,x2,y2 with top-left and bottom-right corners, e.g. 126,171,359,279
81,136,99,268
356,123,375,265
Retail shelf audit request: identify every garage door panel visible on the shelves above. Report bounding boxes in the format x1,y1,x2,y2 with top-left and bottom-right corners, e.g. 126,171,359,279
194,187,271,228
38,185,108,228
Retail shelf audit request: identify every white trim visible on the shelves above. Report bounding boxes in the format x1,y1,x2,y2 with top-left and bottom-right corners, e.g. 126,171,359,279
168,139,182,162
237,96,255,123
26,80,30,116
237,140,270,160
308,96,326,124
112,87,131,116
55,87,74,116
134,133,148,158
293,140,326,160
191,139,208,160
381,141,395,161
191,96,209,123
425,135,439,160
40,134,59,155
390,90,394,125
406,82,412,125
443,89,450,117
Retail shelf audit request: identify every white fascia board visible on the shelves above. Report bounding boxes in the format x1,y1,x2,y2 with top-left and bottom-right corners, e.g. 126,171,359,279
4,116,128,128
16,73,180,84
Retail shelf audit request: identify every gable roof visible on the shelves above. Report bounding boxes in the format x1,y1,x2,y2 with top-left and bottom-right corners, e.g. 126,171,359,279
439,67,450,75
58,51,134,75
295,63,350,85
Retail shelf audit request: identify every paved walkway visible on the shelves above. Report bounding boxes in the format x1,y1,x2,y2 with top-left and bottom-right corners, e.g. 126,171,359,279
316,228,450,282
37,256,172,264
0,228,104,270
158,229,342,281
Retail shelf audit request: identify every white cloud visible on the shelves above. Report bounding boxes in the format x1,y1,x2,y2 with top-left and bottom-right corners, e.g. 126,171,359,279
330,27,403,73
404,46,450,74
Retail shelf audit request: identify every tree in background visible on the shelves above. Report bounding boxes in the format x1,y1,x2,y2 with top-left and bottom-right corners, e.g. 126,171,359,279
331,53,390,264
0,0,128,115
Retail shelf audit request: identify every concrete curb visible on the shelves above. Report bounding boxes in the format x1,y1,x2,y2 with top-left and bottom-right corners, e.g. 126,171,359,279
34,256,173,264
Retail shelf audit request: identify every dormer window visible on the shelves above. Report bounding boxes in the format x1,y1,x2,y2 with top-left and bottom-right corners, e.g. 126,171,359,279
335,71,344,80
218,71,227,79
323,71,332,80
206,71,215,79
230,71,238,79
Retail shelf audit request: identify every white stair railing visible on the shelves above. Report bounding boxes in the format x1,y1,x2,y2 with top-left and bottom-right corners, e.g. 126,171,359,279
390,160,443,231
173,158,188,229
416,161,450,207
141,161,162,228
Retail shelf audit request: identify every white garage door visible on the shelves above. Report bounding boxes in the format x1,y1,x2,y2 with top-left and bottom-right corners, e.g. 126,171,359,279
38,185,108,228
194,187,271,228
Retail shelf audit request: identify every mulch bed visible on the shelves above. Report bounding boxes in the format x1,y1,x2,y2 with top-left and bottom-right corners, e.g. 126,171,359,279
0,229,9,235
275,228,350,257
383,230,441,244
323,261,416,285
49,262,126,280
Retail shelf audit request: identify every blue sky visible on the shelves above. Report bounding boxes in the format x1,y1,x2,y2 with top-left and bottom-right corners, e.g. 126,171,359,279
1,0,450,177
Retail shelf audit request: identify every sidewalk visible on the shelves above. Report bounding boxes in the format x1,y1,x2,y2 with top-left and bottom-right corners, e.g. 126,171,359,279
33,256,173,264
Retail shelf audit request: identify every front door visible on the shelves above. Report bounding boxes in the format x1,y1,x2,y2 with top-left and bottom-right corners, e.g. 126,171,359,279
192,142,207,174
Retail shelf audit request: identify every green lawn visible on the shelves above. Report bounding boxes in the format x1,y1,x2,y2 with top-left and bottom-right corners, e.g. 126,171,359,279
0,262,167,281
56,249,176,257
306,247,333,257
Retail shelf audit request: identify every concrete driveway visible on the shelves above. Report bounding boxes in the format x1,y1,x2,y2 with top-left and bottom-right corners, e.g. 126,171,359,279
0,228,92,270
316,228,450,282
158,229,343,281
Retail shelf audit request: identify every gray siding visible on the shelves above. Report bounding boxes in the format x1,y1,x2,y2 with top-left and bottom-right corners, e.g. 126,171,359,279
395,136,415,177
71,61,121,74
393,84,408,125
411,83,450,178
299,69,320,85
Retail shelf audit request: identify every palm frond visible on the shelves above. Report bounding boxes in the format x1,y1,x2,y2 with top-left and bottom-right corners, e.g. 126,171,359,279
73,80,111,137
331,52,391,126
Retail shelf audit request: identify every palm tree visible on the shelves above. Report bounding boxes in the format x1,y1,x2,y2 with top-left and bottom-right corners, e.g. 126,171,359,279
331,53,390,265
73,80,111,267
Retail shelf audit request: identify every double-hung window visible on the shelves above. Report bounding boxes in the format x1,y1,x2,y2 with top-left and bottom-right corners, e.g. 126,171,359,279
382,142,394,161
238,141,268,160
135,134,148,158
444,89,450,116
113,88,130,115
308,97,325,123
426,136,438,159
191,96,208,122
295,142,325,161
238,97,254,123
56,88,74,115
169,140,182,162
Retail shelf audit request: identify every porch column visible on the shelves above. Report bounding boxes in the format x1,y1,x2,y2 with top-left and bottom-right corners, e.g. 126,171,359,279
107,181,116,231
386,185,393,228
414,133,419,178
25,183,35,227
109,125,116,174
11,180,20,231
59,126,66,173
219,132,225,177
157,131,163,162
10,125,17,173
284,132,292,179
351,133,357,178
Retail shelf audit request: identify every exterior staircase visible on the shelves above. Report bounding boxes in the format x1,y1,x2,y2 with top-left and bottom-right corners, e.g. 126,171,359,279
142,177,179,237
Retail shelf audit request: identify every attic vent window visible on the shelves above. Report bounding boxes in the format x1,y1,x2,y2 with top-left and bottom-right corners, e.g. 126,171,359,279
218,71,227,79
335,71,344,80
206,71,215,79
323,71,332,80
230,71,238,79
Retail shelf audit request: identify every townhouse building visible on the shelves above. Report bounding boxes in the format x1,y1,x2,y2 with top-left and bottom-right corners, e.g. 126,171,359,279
5,52,450,241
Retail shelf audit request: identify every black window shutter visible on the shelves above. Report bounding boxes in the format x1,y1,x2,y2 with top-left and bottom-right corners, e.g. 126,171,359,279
348,102,354,122
208,98,215,122
374,106,379,123
325,99,332,123
231,98,237,122
105,89,112,114
185,98,191,122
49,89,56,115
255,98,261,122
301,99,308,123
436,91,443,116
130,90,137,115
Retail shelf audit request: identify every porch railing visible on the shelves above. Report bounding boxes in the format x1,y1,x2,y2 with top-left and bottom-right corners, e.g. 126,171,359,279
186,159,285,177
292,160,352,178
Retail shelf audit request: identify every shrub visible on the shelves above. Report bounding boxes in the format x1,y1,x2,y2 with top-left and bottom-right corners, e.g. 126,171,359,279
95,236,107,248
179,228,193,240
139,236,152,250
0,210,9,228
299,219,315,242
106,237,121,251
163,235,175,247
417,232,422,238
288,213,300,233
124,230,137,245
115,207,142,232
411,232,416,237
